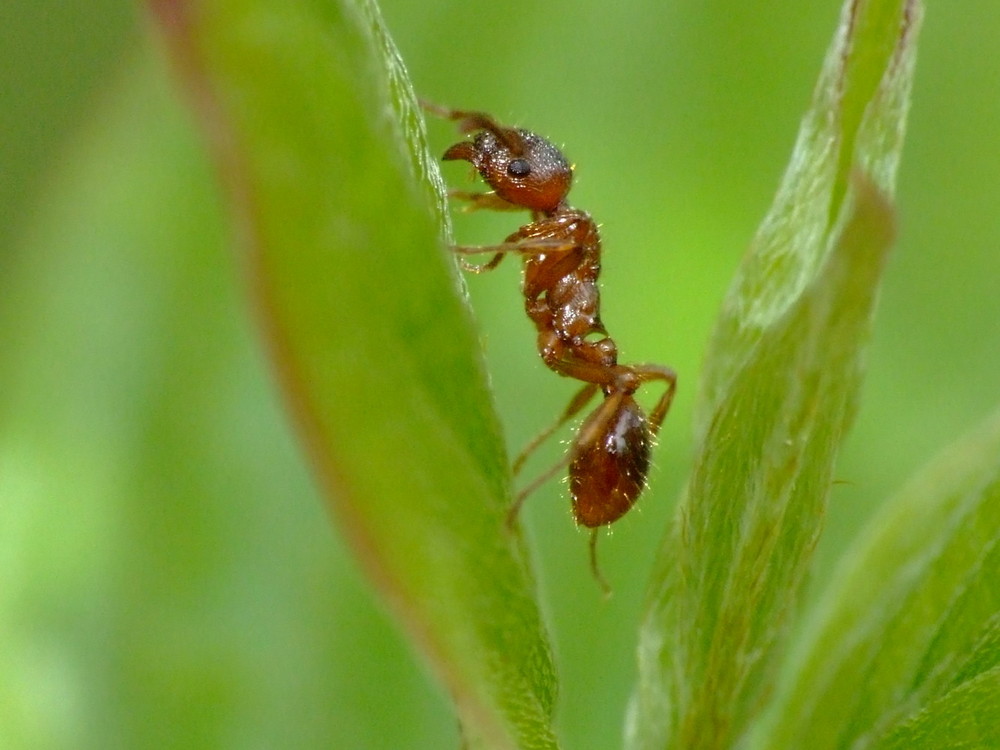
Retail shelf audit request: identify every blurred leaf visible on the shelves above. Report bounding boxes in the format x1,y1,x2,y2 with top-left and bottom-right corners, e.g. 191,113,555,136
628,2,921,748
756,408,1000,749
149,0,558,748
876,669,1000,749
0,50,368,748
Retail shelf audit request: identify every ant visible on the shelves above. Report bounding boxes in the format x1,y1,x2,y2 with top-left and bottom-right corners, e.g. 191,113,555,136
427,104,676,593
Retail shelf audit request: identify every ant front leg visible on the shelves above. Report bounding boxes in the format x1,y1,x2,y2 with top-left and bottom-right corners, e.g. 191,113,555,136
419,101,503,136
449,191,522,213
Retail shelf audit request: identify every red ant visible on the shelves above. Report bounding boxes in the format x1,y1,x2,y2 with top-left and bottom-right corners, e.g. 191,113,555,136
427,104,676,593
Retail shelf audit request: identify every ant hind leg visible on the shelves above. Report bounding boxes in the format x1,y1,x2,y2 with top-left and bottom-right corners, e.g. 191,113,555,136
513,382,600,474
505,382,600,528
634,364,678,437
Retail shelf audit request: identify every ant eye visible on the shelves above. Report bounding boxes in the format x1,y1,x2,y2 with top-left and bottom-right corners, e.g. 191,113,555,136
507,159,531,178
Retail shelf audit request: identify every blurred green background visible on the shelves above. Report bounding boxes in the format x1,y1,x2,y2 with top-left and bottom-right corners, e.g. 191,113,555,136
2,0,997,748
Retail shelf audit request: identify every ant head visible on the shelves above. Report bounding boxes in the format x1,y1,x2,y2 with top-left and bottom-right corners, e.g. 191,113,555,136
442,114,572,213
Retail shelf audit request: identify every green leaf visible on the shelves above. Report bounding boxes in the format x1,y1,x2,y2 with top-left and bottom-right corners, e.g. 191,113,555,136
696,0,921,432
628,2,921,748
150,1,557,748
876,669,1000,750
755,408,1000,749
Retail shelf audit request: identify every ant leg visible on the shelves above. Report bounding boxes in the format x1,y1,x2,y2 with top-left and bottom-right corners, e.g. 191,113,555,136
633,365,678,437
505,381,601,527
452,242,522,273
419,100,488,126
453,239,573,257
452,243,516,273
508,388,635,533
513,382,600,475
419,101,513,141
449,190,522,212
589,529,612,598
452,239,574,273
456,251,505,273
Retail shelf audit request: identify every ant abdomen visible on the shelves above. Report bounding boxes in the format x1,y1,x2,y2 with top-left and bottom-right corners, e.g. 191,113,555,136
569,394,651,528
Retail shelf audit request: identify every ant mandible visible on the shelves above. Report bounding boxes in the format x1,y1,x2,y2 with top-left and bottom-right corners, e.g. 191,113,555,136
427,103,677,593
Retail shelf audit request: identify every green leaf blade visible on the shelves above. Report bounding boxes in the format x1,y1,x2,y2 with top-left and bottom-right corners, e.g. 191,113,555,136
757,409,1000,749
150,1,558,747
660,175,894,750
696,0,922,438
629,2,922,748
875,669,1000,750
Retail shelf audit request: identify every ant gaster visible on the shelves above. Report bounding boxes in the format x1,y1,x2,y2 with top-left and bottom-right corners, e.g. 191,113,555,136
428,104,676,593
